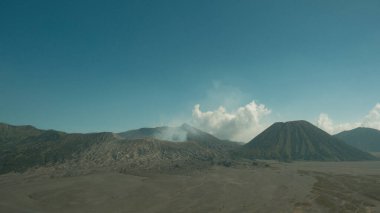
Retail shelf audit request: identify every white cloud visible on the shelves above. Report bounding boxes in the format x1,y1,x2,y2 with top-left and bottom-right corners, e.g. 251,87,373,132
317,103,380,134
192,101,271,142
362,103,380,129
316,113,334,133
316,113,360,134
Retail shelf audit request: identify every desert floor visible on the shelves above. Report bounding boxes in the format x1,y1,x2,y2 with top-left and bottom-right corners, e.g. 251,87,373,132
0,161,379,213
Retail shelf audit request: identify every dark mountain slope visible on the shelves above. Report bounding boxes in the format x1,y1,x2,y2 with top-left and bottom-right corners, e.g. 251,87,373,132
0,123,239,174
335,127,380,152
240,120,375,161
0,124,117,174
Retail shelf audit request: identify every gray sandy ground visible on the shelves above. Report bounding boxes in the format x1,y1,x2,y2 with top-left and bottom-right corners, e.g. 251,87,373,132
0,161,379,213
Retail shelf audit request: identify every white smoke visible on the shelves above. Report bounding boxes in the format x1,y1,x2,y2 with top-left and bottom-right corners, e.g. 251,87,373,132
191,101,271,142
153,127,187,142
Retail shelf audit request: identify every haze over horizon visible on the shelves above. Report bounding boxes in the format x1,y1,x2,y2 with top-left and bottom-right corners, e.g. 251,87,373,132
1,0,380,141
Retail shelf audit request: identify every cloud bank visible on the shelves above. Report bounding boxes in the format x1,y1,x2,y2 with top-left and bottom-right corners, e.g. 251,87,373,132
317,103,380,134
191,101,271,142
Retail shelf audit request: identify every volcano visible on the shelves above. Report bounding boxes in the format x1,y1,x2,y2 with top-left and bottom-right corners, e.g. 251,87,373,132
241,120,375,161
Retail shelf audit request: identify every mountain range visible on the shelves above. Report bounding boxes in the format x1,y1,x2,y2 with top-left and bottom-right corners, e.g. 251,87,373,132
0,123,238,175
0,121,377,174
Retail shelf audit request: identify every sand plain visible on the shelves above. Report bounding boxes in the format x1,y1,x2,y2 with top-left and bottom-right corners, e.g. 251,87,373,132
0,161,379,213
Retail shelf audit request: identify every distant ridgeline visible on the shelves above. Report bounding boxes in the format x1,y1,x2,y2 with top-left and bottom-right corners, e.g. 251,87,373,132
335,127,380,152
0,121,377,174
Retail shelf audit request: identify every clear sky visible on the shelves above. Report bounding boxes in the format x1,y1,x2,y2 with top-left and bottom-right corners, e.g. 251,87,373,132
1,0,379,140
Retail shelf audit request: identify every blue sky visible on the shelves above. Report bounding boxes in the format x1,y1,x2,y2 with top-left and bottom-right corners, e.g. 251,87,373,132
1,0,380,139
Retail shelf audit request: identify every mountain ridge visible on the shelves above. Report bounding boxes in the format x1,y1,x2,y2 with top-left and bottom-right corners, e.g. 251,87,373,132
335,127,380,152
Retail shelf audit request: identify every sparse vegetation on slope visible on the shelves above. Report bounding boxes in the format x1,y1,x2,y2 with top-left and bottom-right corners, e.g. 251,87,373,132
0,123,240,175
0,124,116,174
